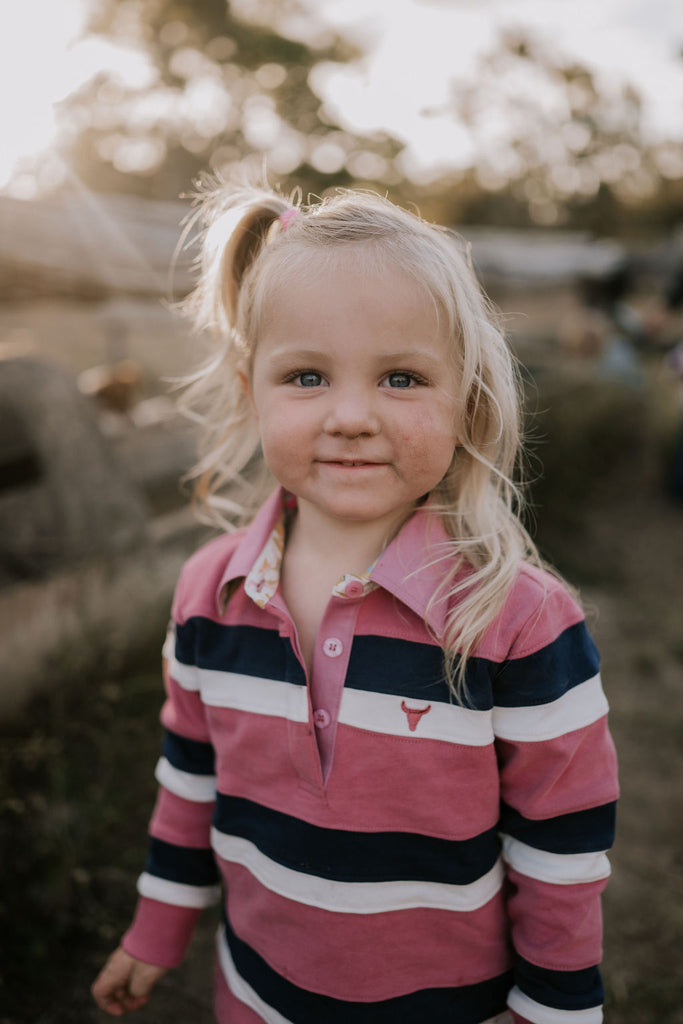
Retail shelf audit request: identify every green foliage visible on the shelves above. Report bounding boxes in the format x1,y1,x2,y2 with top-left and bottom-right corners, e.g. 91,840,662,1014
59,0,401,201
48,4,682,236
412,31,683,237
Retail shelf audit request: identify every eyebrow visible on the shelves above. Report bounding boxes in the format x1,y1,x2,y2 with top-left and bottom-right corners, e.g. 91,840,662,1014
266,347,444,366
266,348,329,362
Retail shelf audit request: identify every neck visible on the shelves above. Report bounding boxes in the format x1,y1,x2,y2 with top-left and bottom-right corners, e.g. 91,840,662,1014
287,500,412,575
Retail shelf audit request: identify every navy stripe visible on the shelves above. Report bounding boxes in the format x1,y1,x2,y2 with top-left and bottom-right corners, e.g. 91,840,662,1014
162,729,215,776
175,618,306,686
500,802,617,855
346,636,493,711
145,837,220,886
224,913,512,1024
516,958,603,1011
494,621,599,707
214,794,499,885
173,617,196,666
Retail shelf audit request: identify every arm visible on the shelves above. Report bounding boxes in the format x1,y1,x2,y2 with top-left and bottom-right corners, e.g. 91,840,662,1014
122,620,221,964
93,619,220,1008
493,579,619,1024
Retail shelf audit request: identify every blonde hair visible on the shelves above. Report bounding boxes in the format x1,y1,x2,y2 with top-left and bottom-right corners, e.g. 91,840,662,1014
180,179,548,698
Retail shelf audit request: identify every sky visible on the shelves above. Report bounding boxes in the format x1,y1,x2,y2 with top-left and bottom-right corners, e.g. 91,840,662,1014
312,0,683,179
1,0,681,193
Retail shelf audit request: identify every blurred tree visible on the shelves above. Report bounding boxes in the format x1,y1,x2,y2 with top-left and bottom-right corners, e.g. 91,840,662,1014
419,31,683,237
50,10,682,237
57,0,404,199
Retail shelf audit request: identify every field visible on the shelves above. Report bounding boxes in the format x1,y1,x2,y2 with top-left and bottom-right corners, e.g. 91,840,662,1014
1,368,682,1023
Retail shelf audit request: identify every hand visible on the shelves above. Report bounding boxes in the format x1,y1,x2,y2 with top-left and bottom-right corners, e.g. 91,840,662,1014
91,947,167,1016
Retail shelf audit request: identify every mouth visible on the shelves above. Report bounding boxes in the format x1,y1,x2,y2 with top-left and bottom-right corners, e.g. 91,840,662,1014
319,459,382,467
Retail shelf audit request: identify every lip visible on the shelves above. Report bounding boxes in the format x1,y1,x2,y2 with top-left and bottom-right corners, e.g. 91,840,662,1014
316,459,386,467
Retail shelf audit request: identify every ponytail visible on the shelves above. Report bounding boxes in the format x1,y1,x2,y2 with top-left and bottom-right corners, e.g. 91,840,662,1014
186,183,296,340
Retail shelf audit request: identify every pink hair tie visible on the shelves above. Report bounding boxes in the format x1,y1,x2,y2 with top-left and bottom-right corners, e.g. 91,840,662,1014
279,207,300,231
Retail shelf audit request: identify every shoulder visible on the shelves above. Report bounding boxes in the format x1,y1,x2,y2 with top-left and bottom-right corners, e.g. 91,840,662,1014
171,528,249,624
478,562,586,663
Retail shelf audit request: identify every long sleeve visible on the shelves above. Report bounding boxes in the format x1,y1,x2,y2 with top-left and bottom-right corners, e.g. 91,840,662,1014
122,620,221,968
493,578,619,1024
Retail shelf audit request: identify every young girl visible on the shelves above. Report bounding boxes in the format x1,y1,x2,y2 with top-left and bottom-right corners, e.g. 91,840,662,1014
92,185,618,1024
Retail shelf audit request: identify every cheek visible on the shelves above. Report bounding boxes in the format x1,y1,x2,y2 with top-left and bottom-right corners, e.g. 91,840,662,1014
398,416,456,486
401,407,457,457
258,409,309,469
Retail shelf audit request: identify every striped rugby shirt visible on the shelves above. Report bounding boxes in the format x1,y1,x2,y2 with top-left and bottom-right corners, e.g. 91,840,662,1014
123,487,618,1024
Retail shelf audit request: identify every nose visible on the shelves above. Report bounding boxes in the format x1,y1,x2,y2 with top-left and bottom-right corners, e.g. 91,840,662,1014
323,385,380,438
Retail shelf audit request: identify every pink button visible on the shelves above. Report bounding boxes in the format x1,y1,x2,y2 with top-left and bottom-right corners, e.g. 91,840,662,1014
344,579,364,598
313,708,331,729
322,637,343,658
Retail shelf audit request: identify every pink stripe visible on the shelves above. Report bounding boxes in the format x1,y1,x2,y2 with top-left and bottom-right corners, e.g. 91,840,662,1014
122,896,201,968
505,867,606,969
149,788,214,848
224,863,512,1001
328,724,499,837
497,717,619,819
209,709,499,838
161,677,212,743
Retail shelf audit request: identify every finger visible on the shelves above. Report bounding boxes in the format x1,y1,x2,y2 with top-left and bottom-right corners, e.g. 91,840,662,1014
91,950,134,1014
128,961,166,1000
91,983,126,1016
119,992,149,1013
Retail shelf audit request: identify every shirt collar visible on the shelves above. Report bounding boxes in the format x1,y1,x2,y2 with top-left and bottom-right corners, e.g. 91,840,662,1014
216,487,455,637
216,488,285,615
370,503,453,638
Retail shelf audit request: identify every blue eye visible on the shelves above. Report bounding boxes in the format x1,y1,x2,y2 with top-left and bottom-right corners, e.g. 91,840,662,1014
298,372,322,387
387,372,414,388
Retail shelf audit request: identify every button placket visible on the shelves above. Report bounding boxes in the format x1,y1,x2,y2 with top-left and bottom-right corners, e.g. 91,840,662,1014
309,600,361,784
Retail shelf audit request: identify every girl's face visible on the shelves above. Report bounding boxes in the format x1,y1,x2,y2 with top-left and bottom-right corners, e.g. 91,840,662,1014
244,251,459,541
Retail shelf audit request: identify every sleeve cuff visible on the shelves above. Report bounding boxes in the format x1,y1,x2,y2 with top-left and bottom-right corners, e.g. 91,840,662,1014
121,895,203,968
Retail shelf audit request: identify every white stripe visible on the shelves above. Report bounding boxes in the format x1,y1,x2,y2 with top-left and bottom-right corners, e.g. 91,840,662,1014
211,828,504,913
508,985,602,1023
155,756,216,803
169,657,201,692
339,687,494,746
162,627,175,662
502,835,611,885
137,871,221,909
172,662,310,722
493,674,608,742
217,925,293,1024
